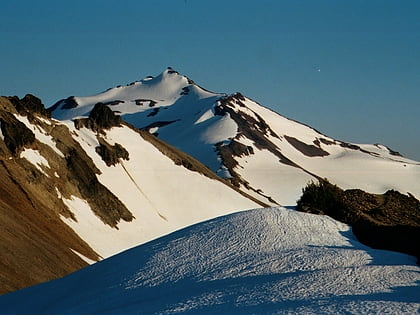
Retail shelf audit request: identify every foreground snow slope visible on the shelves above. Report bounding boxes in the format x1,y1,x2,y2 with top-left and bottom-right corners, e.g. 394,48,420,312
51,68,420,206
2,207,418,314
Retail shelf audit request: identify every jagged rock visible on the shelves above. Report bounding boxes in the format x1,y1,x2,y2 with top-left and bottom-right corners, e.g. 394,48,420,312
96,139,129,166
296,180,420,262
88,102,122,129
74,102,122,132
285,135,329,157
7,94,50,118
0,112,35,155
49,96,79,112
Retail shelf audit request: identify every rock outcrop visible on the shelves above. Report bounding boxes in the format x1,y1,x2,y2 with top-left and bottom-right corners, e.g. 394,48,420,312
296,180,420,262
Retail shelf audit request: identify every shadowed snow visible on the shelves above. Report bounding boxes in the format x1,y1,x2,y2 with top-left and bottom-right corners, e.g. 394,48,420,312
2,207,418,314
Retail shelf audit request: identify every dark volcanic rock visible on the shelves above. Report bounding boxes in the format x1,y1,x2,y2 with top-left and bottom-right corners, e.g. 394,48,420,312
296,180,420,262
0,112,35,155
8,94,50,118
103,100,124,106
74,103,122,132
96,140,129,166
49,96,79,112
216,140,254,171
141,120,179,131
285,135,329,157
89,103,122,129
65,147,133,227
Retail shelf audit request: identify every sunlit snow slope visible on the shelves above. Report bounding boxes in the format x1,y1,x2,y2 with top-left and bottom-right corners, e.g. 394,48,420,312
61,122,259,257
51,68,420,206
1,207,418,314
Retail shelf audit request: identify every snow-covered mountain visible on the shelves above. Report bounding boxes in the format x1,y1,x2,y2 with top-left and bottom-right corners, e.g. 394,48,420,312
1,207,419,314
51,67,420,206
1,68,419,297
0,95,259,293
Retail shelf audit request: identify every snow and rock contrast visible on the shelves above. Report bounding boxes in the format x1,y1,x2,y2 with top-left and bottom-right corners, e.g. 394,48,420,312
0,95,259,293
1,207,419,314
1,68,419,299
51,68,420,206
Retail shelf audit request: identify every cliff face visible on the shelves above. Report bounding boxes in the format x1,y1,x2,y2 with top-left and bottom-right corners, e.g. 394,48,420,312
0,96,101,294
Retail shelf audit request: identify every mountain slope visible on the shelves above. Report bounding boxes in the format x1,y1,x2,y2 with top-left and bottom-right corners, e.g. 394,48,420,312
1,207,419,314
51,68,420,206
0,95,259,293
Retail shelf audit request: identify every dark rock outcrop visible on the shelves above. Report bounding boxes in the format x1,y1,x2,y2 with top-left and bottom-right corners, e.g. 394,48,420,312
96,139,129,167
7,94,50,118
74,102,122,132
64,145,133,228
49,96,79,112
296,180,420,262
285,135,329,157
213,93,321,203
0,112,35,155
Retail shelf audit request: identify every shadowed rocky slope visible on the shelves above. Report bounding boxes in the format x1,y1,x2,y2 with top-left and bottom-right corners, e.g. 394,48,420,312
0,95,262,294
296,180,420,262
0,96,100,294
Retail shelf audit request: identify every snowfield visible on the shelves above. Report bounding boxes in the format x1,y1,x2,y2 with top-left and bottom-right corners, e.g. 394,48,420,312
58,122,259,258
51,68,420,206
1,207,419,314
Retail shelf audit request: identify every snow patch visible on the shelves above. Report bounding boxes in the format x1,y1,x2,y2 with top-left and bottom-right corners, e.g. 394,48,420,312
194,109,214,125
60,125,258,258
20,149,50,175
148,127,159,134
200,113,238,144
15,115,64,157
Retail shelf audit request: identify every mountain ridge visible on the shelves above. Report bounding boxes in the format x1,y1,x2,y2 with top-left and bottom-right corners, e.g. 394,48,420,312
49,68,420,206
0,68,419,295
0,94,260,293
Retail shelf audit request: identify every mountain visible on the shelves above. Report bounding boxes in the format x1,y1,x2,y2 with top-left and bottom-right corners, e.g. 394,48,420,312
1,68,419,296
51,67,420,206
0,95,259,293
1,207,419,314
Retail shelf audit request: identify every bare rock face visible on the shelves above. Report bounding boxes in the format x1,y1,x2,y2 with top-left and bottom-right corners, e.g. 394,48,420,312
296,180,420,262
0,97,101,294
0,111,35,155
96,140,129,167
75,102,122,132
284,135,329,157
49,96,79,112
0,96,135,294
7,94,50,118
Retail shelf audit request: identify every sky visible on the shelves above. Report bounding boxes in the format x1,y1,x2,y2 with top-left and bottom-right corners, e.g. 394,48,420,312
1,0,419,160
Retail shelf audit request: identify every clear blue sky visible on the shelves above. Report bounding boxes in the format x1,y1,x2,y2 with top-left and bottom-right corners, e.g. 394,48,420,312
1,0,419,160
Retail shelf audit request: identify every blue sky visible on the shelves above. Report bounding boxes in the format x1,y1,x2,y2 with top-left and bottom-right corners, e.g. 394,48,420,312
1,0,419,160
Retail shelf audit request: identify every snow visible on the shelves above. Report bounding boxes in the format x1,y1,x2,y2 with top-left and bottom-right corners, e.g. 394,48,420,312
1,207,419,314
199,113,238,144
20,148,50,175
52,69,221,121
237,147,314,205
51,69,420,206
0,122,3,141
59,124,259,258
194,108,214,124
242,97,420,200
15,115,64,157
